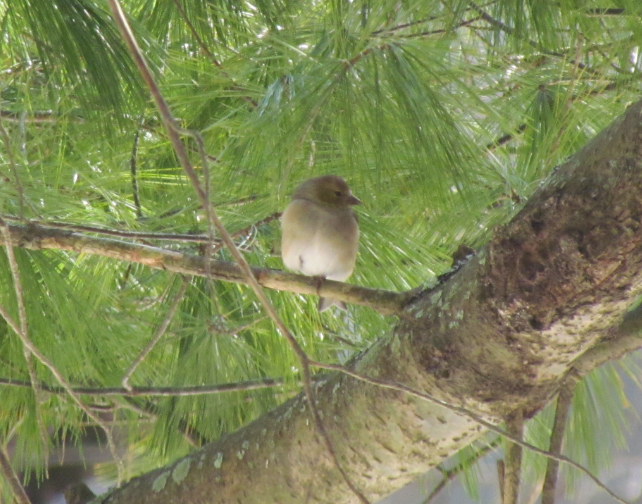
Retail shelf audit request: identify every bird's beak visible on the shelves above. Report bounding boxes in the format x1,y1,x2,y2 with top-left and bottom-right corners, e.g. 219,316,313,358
347,195,361,206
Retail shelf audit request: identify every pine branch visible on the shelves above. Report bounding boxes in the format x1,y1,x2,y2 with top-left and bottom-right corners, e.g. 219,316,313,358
0,222,407,315
502,410,524,504
122,278,188,390
0,376,288,397
0,445,30,504
541,379,576,504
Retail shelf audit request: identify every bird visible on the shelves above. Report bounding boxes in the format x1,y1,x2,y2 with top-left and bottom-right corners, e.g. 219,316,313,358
281,175,360,311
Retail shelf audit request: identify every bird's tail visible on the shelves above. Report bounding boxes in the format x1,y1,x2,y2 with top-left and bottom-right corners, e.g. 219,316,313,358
318,297,348,312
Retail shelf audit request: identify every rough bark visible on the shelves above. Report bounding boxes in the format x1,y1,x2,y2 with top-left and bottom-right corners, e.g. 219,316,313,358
71,100,642,503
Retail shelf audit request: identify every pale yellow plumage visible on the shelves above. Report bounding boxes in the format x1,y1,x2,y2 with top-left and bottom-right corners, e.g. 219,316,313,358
281,175,360,311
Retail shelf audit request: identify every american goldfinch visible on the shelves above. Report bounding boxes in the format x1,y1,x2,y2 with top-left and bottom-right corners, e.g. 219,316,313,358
281,175,361,311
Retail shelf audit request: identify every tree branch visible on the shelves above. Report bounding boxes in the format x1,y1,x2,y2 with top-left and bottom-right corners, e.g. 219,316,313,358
0,212,280,244
541,378,575,504
122,277,188,390
0,223,407,315
423,439,500,503
0,376,289,397
0,444,30,504
502,410,524,504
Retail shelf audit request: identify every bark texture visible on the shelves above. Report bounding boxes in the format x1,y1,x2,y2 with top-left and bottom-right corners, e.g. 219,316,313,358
91,99,642,503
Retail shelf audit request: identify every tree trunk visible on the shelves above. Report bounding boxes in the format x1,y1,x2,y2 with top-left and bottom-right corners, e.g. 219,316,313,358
47,100,642,502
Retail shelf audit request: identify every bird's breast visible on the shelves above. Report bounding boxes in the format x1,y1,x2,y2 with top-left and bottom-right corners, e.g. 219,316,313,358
281,199,359,281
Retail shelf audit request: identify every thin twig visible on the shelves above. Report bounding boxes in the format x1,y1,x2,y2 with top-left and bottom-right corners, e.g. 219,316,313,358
180,124,223,315
502,409,524,504
0,444,30,504
22,350,49,471
216,194,263,207
486,124,527,151
208,212,282,254
344,14,482,68
130,128,142,218
585,8,626,16
497,459,505,502
122,277,188,390
118,398,203,446
170,0,257,107
170,0,221,67
138,122,220,162
0,110,84,123
310,360,630,504
0,121,26,216
402,16,484,38
371,2,497,36
207,316,267,337
0,215,217,242
541,378,576,504
0,376,288,396
422,439,499,503
225,212,282,242
468,1,603,77
0,218,49,467
376,17,433,34
106,2,369,501
0,212,278,244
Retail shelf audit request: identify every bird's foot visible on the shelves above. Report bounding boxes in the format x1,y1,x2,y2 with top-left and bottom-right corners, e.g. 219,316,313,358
313,275,327,297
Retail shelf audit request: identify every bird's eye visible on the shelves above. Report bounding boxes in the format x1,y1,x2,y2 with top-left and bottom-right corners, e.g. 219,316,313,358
334,191,342,197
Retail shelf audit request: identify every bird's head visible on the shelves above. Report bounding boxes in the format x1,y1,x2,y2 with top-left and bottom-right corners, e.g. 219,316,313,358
292,175,361,208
